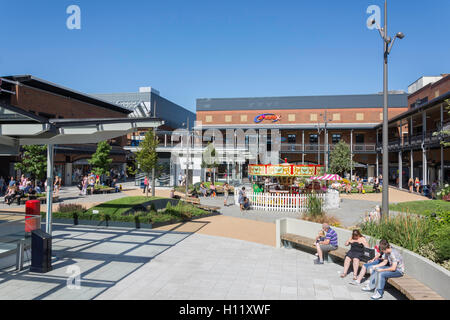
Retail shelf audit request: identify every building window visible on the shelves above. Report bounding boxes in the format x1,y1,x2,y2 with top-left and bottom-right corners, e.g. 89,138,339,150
309,134,318,144
288,114,296,122
332,113,341,121
288,134,296,143
225,115,232,122
310,114,318,121
205,115,213,123
355,134,365,144
241,114,247,122
356,113,364,121
380,113,383,121
332,134,341,144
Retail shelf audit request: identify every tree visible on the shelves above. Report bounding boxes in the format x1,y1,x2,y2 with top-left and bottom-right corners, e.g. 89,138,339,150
135,130,159,197
202,143,219,183
329,140,354,177
15,145,47,180
434,99,450,147
88,141,112,180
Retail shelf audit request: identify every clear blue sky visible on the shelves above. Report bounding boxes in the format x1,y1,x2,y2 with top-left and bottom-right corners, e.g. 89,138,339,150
1,0,449,112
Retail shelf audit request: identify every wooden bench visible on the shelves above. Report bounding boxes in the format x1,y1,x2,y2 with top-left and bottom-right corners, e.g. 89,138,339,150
16,196,59,205
181,197,201,205
281,233,445,300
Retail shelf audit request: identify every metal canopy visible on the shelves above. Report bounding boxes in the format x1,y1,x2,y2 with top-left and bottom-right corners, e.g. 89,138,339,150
0,114,164,235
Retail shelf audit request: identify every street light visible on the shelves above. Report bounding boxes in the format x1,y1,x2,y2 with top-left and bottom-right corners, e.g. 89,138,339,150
370,1,405,217
319,110,333,172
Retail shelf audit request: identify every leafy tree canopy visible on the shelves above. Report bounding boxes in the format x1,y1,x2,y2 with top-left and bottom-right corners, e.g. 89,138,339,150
329,140,354,177
88,141,112,176
15,145,47,180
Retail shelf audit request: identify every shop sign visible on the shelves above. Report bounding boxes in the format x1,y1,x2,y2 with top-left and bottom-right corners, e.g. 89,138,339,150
254,113,281,123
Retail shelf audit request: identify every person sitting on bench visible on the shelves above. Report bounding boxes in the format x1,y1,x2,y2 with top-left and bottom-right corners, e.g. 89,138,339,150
4,186,18,205
361,240,405,300
339,229,369,279
314,223,338,265
351,239,386,286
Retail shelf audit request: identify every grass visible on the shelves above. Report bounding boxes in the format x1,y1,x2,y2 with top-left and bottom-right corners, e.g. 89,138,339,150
389,200,450,217
41,196,211,226
85,196,164,216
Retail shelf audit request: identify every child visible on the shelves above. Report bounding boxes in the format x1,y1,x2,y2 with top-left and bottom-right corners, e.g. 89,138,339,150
314,230,326,256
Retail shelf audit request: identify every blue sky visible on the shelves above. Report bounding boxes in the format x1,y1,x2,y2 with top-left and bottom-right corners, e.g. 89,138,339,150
1,0,449,112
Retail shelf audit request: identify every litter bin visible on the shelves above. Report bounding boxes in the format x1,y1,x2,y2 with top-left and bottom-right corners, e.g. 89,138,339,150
25,200,40,233
30,229,52,273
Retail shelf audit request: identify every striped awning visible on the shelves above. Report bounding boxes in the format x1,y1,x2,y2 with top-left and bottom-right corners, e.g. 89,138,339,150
311,174,343,181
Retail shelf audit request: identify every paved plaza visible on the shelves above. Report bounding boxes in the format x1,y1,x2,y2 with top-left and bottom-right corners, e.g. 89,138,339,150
0,223,402,300
0,185,425,300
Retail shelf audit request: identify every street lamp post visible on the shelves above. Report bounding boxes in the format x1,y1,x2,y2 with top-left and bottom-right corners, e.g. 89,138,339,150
370,0,405,217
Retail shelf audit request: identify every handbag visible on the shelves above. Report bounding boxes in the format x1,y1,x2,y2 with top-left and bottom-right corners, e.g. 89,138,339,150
361,247,376,262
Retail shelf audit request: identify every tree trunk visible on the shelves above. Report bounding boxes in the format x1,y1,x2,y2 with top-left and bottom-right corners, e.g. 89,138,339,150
152,167,155,197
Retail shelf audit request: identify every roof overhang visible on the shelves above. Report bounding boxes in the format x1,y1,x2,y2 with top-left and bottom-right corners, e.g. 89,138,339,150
0,117,163,153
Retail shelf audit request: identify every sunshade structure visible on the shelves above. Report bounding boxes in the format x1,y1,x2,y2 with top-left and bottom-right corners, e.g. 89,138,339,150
310,174,343,181
0,75,164,235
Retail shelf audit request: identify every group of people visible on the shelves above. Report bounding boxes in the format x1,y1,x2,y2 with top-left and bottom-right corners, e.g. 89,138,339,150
0,174,61,206
314,223,404,300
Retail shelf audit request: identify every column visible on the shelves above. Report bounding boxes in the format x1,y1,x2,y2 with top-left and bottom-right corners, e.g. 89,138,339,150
65,162,72,186
376,153,379,177
302,130,305,165
46,144,54,235
350,130,353,180
325,129,329,172
398,151,403,189
441,104,445,186
422,111,427,186
410,150,414,181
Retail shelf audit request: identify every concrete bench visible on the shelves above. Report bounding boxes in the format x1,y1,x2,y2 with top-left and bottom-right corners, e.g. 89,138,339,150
281,232,445,300
181,197,201,205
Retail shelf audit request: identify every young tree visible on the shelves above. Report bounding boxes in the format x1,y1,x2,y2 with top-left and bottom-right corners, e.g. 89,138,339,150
15,145,47,180
329,140,354,177
135,130,159,197
88,141,112,182
202,143,219,183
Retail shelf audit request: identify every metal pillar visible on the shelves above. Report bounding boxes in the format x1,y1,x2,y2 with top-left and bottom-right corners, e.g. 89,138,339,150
302,130,305,165
376,153,379,177
381,0,389,216
441,104,445,186
325,129,329,172
422,111,427,186
45,144,54,235
410,150,414,181
398,151,402,189
350,129,353,180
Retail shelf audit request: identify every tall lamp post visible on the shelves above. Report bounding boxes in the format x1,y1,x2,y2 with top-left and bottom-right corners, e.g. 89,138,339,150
369,0,405,217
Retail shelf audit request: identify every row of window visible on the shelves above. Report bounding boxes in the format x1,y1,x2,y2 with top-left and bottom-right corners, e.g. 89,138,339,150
287,133,365,144
203,113,384,123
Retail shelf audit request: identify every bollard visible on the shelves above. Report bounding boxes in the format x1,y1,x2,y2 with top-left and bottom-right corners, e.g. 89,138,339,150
25,200,41,233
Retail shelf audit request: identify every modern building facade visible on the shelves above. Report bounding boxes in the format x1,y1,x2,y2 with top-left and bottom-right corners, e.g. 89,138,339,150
378,74,450,188
191,92,409,183
93,87,195,186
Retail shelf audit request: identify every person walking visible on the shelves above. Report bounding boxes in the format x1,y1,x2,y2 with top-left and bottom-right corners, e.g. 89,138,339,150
408,178,414,193
223,183,230,206
143,176,149,194
415,177,420,193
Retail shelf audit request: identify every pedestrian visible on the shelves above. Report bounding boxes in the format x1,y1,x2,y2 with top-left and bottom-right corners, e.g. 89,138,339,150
223,183,230,206
143,176,149,194
408,178,414,193
340,230,369,279
238,187,246,211
352,239,387,286
82,175,88,196
415,177,420,193
178,173,183,186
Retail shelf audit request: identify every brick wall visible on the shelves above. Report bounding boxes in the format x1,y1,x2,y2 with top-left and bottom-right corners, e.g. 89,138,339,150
11,85,128,119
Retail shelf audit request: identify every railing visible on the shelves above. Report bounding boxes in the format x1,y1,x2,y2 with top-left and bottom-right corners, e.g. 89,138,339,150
280,144,376,153
0,213,41,270
234,190,331,213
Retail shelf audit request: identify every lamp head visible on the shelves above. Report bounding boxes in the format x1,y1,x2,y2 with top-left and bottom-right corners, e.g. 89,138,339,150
396,32,405,39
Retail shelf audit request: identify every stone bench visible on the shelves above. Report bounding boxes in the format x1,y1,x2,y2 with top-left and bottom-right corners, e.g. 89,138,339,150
281,232,445,300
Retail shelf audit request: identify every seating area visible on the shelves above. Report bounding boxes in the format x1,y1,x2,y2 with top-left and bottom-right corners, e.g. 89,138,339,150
280,233,445,300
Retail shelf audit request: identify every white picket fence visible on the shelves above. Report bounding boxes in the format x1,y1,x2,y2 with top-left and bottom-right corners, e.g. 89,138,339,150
234,190,329,212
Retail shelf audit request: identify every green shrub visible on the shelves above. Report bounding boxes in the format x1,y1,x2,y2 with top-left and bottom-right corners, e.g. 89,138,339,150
58,203,85,213
360,214,435,253
306,194,324,218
